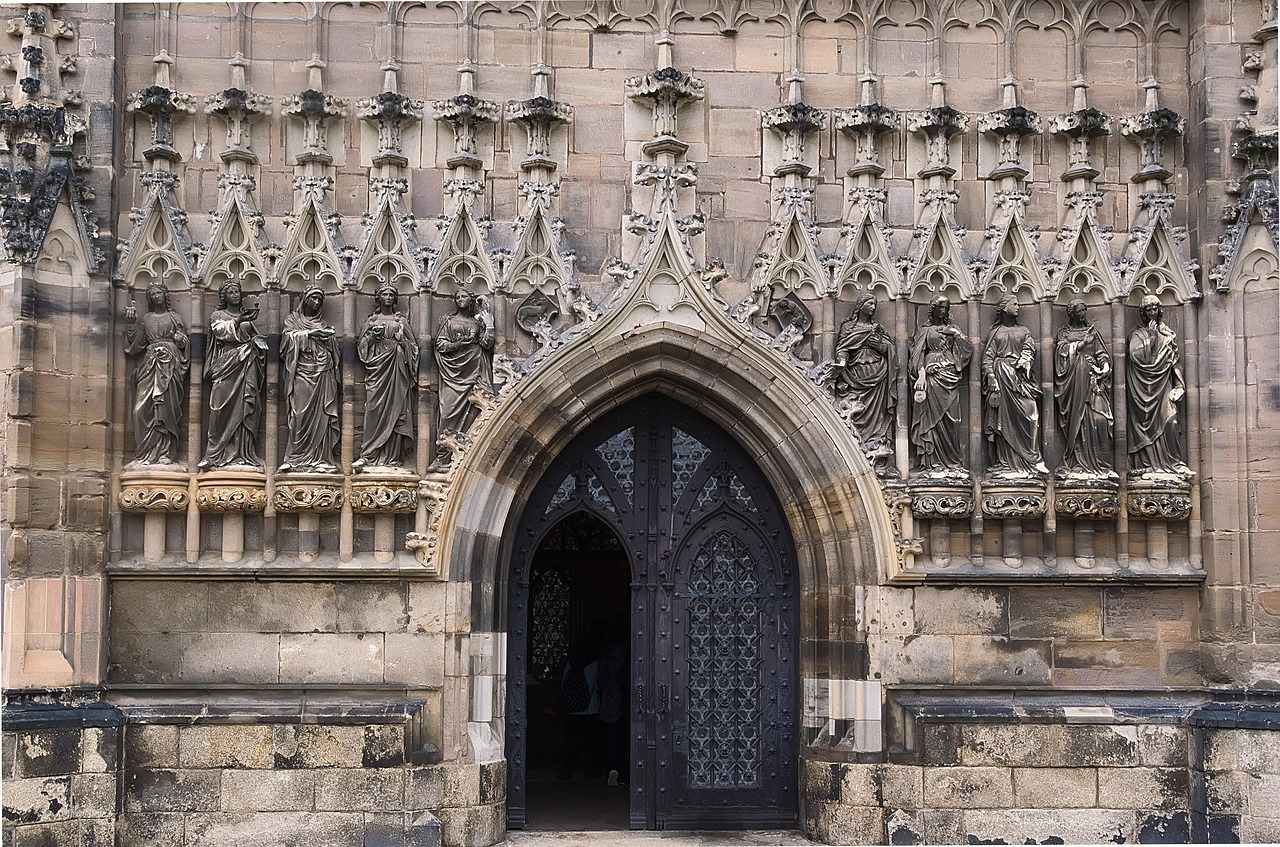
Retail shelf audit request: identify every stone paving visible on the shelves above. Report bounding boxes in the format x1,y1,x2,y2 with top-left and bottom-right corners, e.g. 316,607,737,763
502,831,818,846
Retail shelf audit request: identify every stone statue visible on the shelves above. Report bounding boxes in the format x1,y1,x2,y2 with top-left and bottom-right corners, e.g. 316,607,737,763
1053,299,1115,480
355,282,418,470
1127,294,1192,479
908,296,973,477
981,295,1047,478
124,281,189,466
279,284,340,474
199,280,266,470
432,287,495,468
820,292,899,476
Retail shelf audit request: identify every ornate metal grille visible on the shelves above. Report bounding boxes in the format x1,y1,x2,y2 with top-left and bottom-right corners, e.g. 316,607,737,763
683,530,763,789
671,427,710,503
529,567,569,681
597,427,635,504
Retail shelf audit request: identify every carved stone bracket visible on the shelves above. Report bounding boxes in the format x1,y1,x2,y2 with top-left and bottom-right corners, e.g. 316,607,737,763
507,95,572,172
1127,480,1192,521
625,66,704,156
433,93,499,170
907,104,969,180
909,483,975,519
357,85,424,167
351,474,419,514
981,483,1048,519
1119,83,1185,185
118,469,189,513
834,101,899,177
280,85,348,165
195,470,267,513
1055,483,1120,520
761,101,826,177
204,82,271,164
882,484,923,576
127,80,196,163
272,473,343,513
405,474,449,575
979,105,1041,182
1050,105,1111,182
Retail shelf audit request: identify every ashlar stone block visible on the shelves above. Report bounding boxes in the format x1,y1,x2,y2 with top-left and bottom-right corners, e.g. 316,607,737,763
923,766,1015,809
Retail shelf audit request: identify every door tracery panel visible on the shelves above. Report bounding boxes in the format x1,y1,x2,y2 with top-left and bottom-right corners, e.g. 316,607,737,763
508,395,797,831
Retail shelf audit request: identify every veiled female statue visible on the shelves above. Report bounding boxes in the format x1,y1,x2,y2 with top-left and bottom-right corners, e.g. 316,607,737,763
199,280,265,470
981,296,1047,478
279,285,340,474
124,281,189,466
821,292,899,476
1127,295,1191,479
908,296,973,476
355,283,418,470
1053,299,1115,479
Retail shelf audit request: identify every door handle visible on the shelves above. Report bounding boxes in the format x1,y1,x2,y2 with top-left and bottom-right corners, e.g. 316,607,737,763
659,684,669,715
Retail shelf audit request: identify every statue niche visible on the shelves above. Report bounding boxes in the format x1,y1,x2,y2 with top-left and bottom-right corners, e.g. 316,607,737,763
817,292,899,477
981,295,1047,480
279,284,341,474
355,282,418,471
124,281,189,467
200,280,266,470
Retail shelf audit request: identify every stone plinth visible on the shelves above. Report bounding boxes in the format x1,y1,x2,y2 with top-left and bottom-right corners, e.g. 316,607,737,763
195,469,268,513
1055,482,1121,520
981,482,1048,519
118,468,190,512
350,469,419,513
272,473,344,513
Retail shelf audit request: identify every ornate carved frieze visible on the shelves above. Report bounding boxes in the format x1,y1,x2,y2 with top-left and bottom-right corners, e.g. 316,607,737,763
271,474,344,513
981,484,1048,519
350,474,418,514
118,469,189,513
1055,485,1120,520
1127,483,1192,521
909,484,975,520
195,471,268,513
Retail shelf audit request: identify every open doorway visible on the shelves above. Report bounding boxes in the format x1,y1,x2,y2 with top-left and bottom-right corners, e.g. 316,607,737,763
522,511,631,831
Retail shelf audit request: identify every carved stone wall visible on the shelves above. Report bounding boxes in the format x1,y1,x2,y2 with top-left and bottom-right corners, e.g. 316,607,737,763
1,2,1278,846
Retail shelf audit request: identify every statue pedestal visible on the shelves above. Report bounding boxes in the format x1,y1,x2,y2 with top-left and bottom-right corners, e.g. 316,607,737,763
119,467,190,513
1127,477,1193,521
909,481,974,519
196,469,268,513
981,481,1048,519
1054,481,1120,520
350,469,419,514
272,472,344,513
119,468,190,563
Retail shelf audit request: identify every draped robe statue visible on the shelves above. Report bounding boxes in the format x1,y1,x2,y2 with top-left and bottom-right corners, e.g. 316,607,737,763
821,293,899,477
124,282,189,466
432,288,495,469
982,296,1047,478
908,296,973,476
1053,299,1115,480
1126,295,1191,479
200,281,265,470
356,284,418,469
279,285,341,474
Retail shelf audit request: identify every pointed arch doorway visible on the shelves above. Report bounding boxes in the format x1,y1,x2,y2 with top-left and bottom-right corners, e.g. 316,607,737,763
507,394,799,831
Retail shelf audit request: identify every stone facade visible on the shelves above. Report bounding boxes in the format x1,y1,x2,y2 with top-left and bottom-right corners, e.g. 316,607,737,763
2,1,1278,845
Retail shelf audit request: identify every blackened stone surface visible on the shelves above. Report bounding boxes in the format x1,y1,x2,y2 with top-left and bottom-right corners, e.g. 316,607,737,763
1139,811,1192,844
